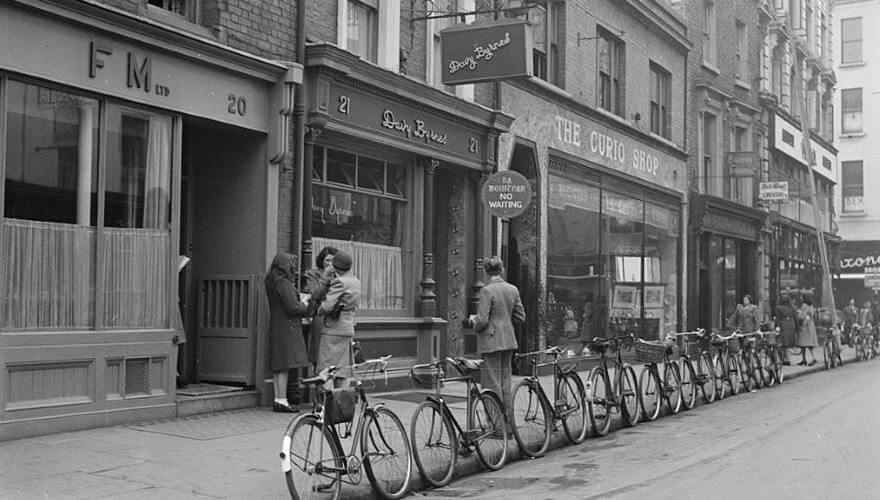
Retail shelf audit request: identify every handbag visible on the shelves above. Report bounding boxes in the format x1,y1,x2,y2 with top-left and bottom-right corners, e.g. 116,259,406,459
324,387,358,425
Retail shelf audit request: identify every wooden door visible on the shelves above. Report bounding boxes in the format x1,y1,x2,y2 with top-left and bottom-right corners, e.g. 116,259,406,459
196,274,257,385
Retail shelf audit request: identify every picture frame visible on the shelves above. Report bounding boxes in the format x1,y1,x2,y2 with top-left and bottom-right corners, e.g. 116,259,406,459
644,285,665,309
612,285,637,309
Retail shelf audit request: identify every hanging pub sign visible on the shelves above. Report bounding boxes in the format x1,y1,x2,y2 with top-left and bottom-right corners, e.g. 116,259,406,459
482,170,532,219
440,19,532,85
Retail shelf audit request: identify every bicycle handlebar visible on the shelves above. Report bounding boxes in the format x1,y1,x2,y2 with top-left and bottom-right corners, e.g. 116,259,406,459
514,345,563,360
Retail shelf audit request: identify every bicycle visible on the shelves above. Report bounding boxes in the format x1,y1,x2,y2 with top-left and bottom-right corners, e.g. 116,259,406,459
635,337,684,421
408,357,508,488
585,334,640,436
675,329,717,404
280,356,413,500
737,330,765,391
710,331,744,399
823,326,843,370
755,328,782,386
509,345,589,458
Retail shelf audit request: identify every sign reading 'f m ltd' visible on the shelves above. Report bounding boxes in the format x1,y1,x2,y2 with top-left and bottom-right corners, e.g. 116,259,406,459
440,20,533,85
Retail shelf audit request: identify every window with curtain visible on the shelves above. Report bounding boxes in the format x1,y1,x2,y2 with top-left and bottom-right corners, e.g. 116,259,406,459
2,80,98,329
347,0,378,63
841,17,862,64
841,160,864,213
649,61,671,139
597,27,623,116
841,88,863,134
311,146,407,312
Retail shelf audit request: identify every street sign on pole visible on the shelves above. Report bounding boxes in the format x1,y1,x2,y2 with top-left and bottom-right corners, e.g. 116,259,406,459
482,170,532,219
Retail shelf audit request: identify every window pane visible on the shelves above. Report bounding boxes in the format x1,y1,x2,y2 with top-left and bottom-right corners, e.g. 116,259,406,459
347,0,377,62
326,148,356,186
357,155,384,192
312,146,324,182
645,202,679,335
2,81,98,329
387,163,406,197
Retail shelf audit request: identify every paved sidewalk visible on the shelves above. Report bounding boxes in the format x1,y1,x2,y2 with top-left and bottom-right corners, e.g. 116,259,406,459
0,345,860,500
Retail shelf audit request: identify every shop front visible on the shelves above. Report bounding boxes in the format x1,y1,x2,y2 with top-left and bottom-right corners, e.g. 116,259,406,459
498,85,687,355
302,44,512,365
688,196,764,332
0,1,298,439
834,240,880,311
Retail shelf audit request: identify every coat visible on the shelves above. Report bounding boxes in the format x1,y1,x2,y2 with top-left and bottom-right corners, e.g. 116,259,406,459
265,254,311,371
728,303,759,333
316,271,361,373
303,267,332,365
473,276,526,355
775,304,797,348
796,305,818,347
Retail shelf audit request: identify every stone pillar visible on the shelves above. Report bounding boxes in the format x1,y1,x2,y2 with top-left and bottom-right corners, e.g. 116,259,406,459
419,158,439,317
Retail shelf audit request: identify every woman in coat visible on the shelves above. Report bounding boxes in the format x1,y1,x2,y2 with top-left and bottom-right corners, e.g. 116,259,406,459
774,294,797,365
303,246,338,371
796,297,818,366
316,251,361,388
728,294,760,333
265,252,311,413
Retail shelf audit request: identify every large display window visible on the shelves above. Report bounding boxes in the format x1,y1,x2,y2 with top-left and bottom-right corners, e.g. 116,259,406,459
547,172,680,350
1,78,173,330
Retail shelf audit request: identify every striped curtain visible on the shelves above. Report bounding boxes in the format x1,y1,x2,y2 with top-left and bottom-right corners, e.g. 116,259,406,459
101,228,169,328
313,237,404,310
0,219,95,330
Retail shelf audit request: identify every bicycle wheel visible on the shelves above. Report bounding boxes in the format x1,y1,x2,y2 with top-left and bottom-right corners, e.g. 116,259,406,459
679,358,698,410
762,349,777,387
663,362,682,415
737,352,754,392
697,352,716,403
588,367,612,436
283,414,343,500
620,365,640,427
776,347,787,383
510,379,551,458
362,407,413,500
823,342,832,370
726,353,742,396
638,365,661,422
473,389,508,471
560,372,588,444
410,400,456,488
712,354,727,400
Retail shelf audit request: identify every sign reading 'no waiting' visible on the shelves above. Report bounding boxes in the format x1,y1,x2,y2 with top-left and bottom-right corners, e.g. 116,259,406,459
481,170,532,219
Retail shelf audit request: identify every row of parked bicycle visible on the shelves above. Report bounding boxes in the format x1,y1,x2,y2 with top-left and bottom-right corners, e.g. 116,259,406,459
281,325,863,500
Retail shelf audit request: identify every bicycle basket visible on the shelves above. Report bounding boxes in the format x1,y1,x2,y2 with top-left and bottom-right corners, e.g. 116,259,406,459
635,341,672,363
681,339,702,359
409,365,436,388
757,332,778,348
323,388,358,425
727,337,741,353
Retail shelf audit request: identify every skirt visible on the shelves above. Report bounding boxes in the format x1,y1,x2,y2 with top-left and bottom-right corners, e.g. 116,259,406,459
317,333,352,378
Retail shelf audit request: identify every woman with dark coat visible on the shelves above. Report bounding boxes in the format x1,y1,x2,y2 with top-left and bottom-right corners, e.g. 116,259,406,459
265,252,311,413
774,294,797,365
796,297,819,366
303,246,338,370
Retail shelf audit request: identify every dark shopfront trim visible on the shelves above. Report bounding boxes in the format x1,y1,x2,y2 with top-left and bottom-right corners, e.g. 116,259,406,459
690,195,766,242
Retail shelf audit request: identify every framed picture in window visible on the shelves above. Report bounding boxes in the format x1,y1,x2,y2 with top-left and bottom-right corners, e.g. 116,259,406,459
612,285,637,310
644,285,665,309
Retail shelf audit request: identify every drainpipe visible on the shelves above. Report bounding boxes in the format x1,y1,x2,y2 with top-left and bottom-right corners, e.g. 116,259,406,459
292,0,307,280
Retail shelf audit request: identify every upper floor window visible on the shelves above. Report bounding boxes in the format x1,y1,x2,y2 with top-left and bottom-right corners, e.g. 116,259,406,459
427,0,474,100
702,1,717,66
597,27,624,116
701,112,719,195
841,17,863,64
530,2,562,86
148,0,198,23
649,62,671,139
841,160,864,213
735,21,748,81
346,0,378,63
841,88,863,134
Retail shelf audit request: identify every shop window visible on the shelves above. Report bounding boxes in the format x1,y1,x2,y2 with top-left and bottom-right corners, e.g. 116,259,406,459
649,62,671,139
311,146,408,312
597,26,624,116
841,17,862,64
841,88,863,134
2,81,98,329
841,160,864,213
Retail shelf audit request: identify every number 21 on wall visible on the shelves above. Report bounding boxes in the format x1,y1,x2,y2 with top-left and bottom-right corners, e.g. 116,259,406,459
338,95,350,115
468,137,478,155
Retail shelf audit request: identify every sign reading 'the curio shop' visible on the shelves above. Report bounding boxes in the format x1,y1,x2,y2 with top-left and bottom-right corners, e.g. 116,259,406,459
482,170,532,219
440,20,533,85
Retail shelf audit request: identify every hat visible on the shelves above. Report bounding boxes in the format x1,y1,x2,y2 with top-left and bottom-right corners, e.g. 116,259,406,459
332,251,353,272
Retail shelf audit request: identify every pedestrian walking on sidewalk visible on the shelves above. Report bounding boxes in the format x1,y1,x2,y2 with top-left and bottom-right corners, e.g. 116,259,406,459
265,252,312,413
316,251,360,389
775,294,797,365
796,297,818,366
470,256,526,422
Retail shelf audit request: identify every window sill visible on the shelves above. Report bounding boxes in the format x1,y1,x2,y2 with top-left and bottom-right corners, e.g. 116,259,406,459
701,61,721,76
839,61,866,69
840,211,867,218
146,5,214,40
840,132,866,139
734,79,751,91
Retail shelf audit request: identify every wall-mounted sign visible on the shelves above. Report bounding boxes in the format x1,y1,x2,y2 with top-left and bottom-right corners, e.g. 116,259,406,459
482,170,531,218
440,20,532,85
865,274,880,289
773,112,836,182
759,181,789,203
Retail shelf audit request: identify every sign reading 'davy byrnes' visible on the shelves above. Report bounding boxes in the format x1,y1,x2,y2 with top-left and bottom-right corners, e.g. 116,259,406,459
759,181,789,202
482,170,532,218
440,20,532,85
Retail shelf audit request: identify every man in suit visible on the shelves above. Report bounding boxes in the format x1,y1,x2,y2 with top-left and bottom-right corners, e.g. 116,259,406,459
316,251,361,388
470,256,526,420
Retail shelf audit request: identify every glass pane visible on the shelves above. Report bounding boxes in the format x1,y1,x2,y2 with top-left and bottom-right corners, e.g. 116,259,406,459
326,148,356,186
546,176,601,352
387,163,406,197
357,155,384,192
2,81,98,329
603,191,646,338
723,239,739,327
644,202,679,336
312,146,324,182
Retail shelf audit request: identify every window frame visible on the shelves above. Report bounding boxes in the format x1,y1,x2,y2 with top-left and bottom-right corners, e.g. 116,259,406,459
841,87,863,134
649,61,671,140
841,17,862,64
735,21,747,81
597,26,624,117
702,1,717,66
841,160,864,213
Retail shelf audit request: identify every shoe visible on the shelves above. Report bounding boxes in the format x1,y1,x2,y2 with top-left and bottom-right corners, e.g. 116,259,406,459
782,361,791,366
797,361,807,366
273,402,300,413
808,360,817,366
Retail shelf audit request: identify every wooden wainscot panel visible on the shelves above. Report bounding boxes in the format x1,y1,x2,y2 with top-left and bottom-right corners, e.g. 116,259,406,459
5,360,95,411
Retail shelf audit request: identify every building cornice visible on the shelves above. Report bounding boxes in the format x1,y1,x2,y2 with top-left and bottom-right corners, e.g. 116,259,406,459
622,0,691,51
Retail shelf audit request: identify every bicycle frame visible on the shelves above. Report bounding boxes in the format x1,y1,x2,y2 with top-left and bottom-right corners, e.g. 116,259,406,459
421,360,491,446
518,349,579,424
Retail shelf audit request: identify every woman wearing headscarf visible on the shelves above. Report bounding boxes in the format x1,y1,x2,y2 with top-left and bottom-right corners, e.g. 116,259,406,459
265,253,311,413
303,246,339,371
